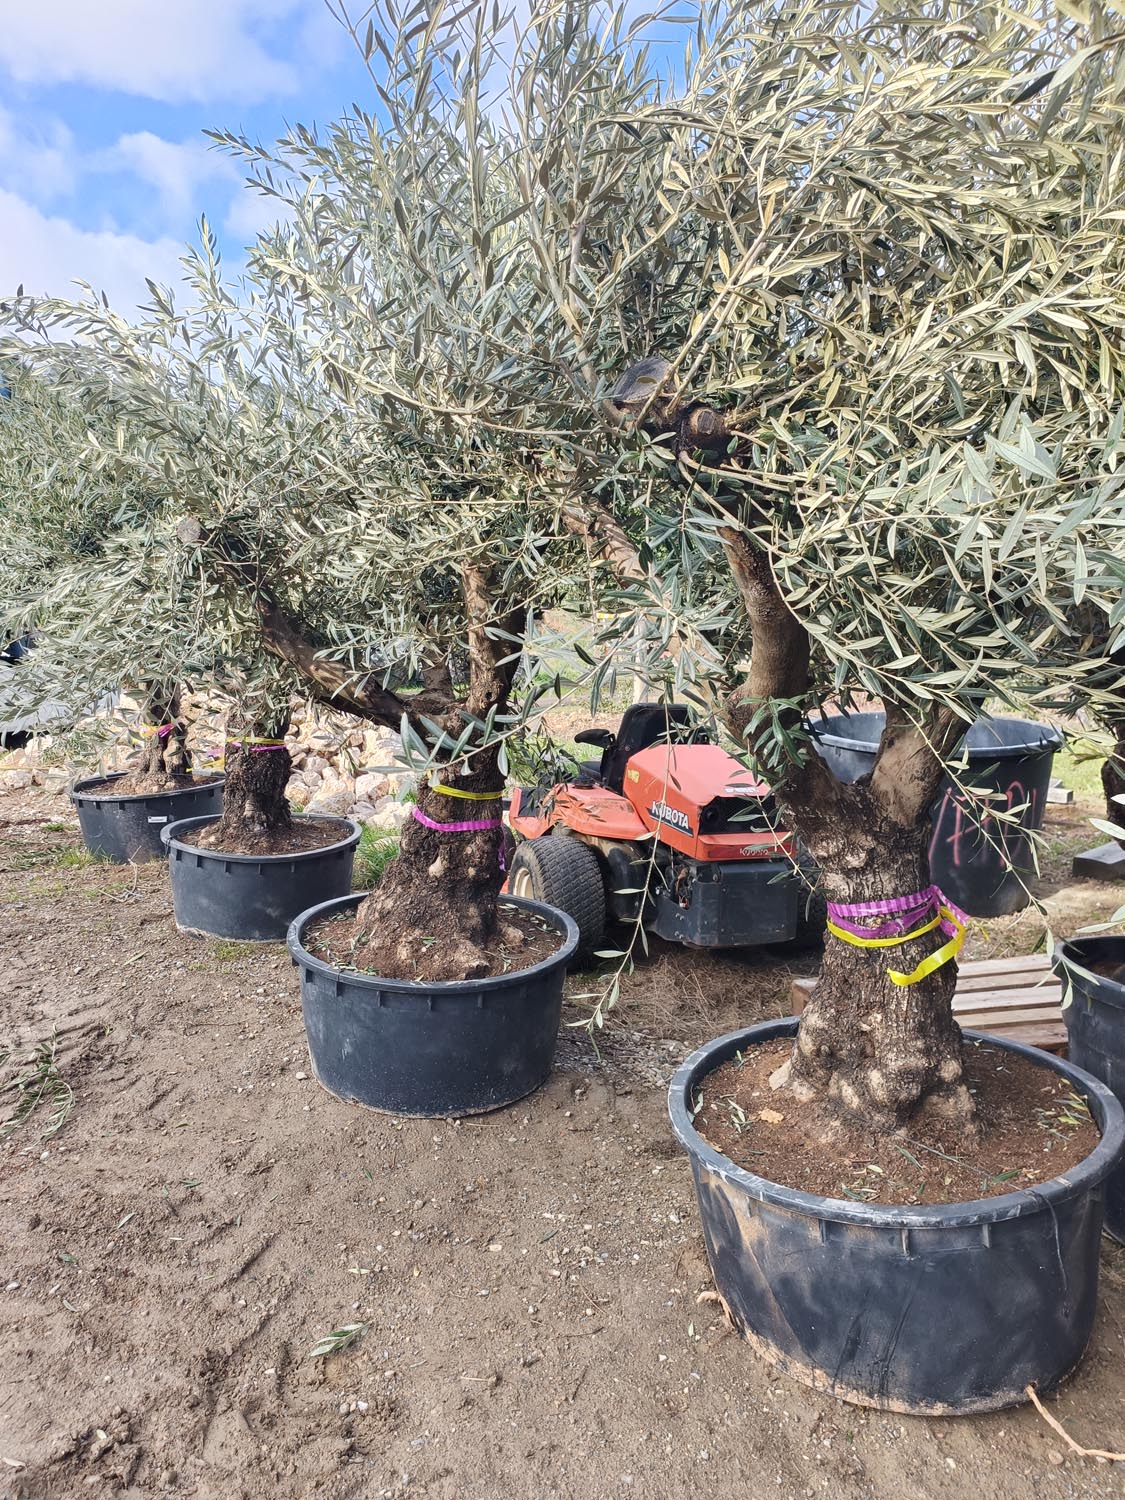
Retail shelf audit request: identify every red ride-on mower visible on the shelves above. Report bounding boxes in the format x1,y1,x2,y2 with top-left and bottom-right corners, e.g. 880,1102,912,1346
506,703,824,962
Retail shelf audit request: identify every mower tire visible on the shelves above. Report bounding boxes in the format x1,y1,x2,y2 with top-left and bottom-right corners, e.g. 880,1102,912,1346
508,836,606,964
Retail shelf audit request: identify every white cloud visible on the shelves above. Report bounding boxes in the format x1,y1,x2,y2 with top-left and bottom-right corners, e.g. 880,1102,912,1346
0,0,313,104
103,132,239,219
0,189,185,312
0,107,77,202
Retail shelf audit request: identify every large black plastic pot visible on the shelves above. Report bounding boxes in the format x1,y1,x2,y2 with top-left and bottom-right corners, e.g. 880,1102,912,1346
70,772,225,864
1056,935,1125,1243
807,713,1062,917
162,815,360,941
287,892,578,1116
669,1018,1124,1414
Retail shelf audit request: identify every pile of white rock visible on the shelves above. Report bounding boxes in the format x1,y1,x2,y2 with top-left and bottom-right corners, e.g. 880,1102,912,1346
0,692,417,834
282,709,413,831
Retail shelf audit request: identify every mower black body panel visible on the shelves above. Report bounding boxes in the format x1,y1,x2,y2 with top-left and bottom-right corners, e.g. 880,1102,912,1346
650,857,800,947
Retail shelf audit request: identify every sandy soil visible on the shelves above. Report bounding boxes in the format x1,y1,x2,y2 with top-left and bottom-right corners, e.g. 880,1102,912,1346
1,785,1124,1500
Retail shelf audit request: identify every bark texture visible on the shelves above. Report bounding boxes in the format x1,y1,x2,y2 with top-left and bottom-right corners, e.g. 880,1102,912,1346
351,742,513,981
349,564,528,982
114,686,194,795
778,784,970,1130
197,710,293,852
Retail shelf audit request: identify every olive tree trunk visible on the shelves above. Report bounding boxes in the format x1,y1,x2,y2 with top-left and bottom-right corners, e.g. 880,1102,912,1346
720,528,974,1132
115,685,192,794
197,709,293,850
351,734,508,980
350,563,525,982
777,779,970,1131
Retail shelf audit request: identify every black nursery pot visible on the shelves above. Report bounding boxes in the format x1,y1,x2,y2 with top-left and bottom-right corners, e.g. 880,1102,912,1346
71,772,225,864
807,713,1062,917
162,815,361,941
669,1018,1125,1415
1056,935,1125,1243
287,893,579,1117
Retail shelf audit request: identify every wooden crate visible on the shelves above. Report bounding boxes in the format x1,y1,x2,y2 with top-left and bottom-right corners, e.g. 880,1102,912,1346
788,953,1067,1055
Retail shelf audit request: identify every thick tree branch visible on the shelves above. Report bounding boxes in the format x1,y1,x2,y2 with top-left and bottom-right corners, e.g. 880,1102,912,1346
561,497,646,585
187,522,441,729
869,702,966,826
461,561,526,719
251,589,413,726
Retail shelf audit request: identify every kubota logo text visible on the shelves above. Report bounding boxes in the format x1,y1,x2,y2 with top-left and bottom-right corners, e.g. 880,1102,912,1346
649,799,691,834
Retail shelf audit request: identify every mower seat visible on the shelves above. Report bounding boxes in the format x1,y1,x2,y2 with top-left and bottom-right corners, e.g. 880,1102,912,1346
576,703,695,794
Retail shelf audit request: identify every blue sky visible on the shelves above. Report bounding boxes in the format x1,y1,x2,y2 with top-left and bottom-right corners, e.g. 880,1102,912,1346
0,1,374,310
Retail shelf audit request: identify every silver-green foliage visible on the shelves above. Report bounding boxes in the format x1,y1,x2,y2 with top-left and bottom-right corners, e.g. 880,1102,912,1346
576,1,1125,759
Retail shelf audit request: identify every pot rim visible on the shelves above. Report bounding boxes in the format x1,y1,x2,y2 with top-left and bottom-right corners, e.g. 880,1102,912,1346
161,812,361,864
1055,935,1125,1010
805,711,1064,761
668,1018,1125,1229
70,771,225,805
287,890,579,995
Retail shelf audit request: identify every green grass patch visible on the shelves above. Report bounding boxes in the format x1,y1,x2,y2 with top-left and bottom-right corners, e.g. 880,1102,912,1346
53,847,99,869
210,939,261,964
1053,747,1106,799
354,827,400,889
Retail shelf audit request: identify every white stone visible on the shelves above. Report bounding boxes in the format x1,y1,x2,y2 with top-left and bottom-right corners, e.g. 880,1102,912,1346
356,773,389,804
305,788,354,817
367,799,410,831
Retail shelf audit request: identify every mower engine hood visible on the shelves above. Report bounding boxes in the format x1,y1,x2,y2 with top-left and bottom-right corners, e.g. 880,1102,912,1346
624,744,791,861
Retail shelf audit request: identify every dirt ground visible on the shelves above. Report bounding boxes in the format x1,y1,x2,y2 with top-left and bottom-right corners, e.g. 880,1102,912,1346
2,784,1124,1500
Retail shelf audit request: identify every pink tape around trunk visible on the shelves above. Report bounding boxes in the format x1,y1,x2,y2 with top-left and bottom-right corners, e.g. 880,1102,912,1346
827,884,967,941
411,807,503,835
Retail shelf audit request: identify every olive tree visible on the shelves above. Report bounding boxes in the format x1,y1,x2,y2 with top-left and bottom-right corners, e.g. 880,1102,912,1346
0,362,210,785
1,0,681,979
566,0,1125,1127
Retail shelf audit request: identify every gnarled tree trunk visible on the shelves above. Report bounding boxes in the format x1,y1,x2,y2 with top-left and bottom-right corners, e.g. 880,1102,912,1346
352,736,509,980
349,563,527,982
778,779,970,1131
197,709,293,851
220,548,535,980
720,530,974,1133
115,684,192,794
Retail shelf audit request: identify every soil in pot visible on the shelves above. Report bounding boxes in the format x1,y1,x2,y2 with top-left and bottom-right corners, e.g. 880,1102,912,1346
695,1038,1099,1207
304,898,561,983
86,770,221,797
177,815,345,858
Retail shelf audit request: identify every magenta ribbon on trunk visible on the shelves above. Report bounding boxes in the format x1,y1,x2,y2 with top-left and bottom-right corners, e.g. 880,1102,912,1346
411,808,503,835
825,884,968,988
826,885,966,941
411,806,507,871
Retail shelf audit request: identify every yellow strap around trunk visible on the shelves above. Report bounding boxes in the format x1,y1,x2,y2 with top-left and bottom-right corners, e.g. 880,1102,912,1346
825,907,966,988
887,909,967,987
429,780,504,801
